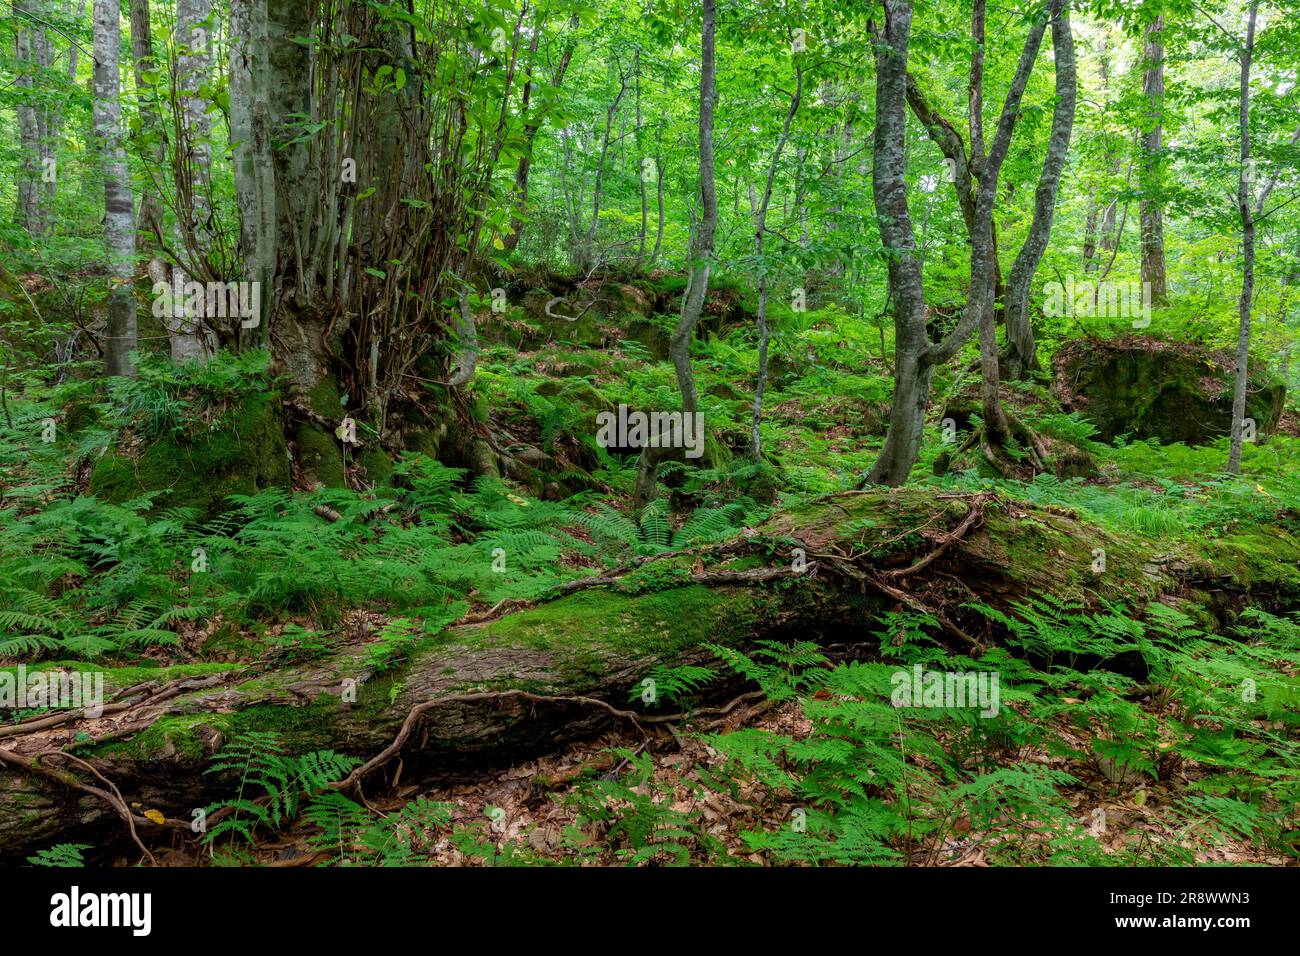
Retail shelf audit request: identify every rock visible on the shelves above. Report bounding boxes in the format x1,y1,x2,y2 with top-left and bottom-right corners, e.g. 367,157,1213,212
89,395,291,517
1052,336,1286,445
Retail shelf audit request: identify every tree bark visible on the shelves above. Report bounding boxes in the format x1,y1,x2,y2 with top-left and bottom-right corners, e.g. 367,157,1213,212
229,0,275,346
1002,0,1076,380
128,0,165,253
751,64,802,461
1139,12,1168,307
501,13,578,255
1228,2,1259,475
634,0,717,510
93,0,138,378
12,0,48,236
866,0,1050,484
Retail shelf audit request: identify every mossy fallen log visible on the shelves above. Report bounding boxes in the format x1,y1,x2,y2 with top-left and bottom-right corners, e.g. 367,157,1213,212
2,489,1297,859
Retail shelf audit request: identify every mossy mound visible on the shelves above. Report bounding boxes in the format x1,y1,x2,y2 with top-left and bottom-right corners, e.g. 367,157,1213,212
1053,336,1286,445
89,394,291,516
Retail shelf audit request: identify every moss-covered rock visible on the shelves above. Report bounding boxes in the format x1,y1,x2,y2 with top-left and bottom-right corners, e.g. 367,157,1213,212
295,422,346,488
1053,336,1286,445
356,447,395,486
89,395,290,516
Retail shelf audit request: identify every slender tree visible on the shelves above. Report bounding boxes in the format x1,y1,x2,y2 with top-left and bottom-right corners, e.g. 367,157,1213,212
93,0,137,377
1138,6,1168,306
634,0,717,510
1228,0,1261,475
751,59,802,460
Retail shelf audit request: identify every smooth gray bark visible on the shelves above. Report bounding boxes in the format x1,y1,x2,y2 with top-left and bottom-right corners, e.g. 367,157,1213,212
751,63,802,460
634,0,716,510
93,0,138,377
866,0,1051,484
1002,0,1077,380
229,0,275,346
1139,12,1168,306
1228,2,1260,475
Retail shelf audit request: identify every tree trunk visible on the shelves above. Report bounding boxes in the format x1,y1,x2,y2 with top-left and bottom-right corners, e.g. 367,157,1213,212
635,47,648,262
167,0,215,363
1228,2,1260,475
634,0,717,511
1002,0,1076,380
128,0,165,253
93,0,138,378
501,13,577,255
1139,12,1168,307
3,488,1292,860
12,0,48,236
866,0,1050,484
865,0,931,486
229,0,275,346
752,66,803,460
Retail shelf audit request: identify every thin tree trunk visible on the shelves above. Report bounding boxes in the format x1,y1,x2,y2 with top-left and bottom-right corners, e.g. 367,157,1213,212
12,1,47,235
751,64,802,460
93,0,138,377
501,13,578,255
866,0,1050,484
865,0,930,485
652,103,666,263
1002,0,1076,380
635,47,648,262
1228,2,1260,475
1139,11,1168,306
634,0,716,510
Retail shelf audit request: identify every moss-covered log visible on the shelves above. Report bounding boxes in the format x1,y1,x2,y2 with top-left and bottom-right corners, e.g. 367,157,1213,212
2,489,1297,859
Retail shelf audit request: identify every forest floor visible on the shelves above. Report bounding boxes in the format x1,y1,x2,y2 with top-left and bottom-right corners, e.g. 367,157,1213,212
3,273,1299,866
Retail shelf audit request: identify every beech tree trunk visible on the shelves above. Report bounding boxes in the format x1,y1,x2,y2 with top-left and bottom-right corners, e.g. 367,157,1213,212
1002,0,1076,380
169,0,215,362
12,0,50,236
1228,2,1260,475
128,0,165,253
229,0,275,347
1139,12,1168,307
93,0,138,378
866,0,1050,484
634,0,717,510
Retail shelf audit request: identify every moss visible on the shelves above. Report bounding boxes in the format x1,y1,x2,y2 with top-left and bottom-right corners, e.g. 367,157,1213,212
404,428,443,459
1208,529,1300,594
295,422,346,488
0,661,238,695
1054,339,1286,445
441,583,787,662
306,377,345,418
89,713,229,764
64,401,101,433
357,447,395,486
89,394,290,516
535,378,614,411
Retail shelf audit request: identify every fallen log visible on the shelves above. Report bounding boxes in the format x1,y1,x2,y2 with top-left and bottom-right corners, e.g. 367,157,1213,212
2,489,1297,860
